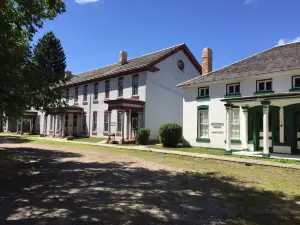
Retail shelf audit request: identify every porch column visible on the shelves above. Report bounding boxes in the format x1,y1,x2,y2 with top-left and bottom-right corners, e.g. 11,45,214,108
44,115,48,135
128,109,132,139
62,115,65,137
242,106,249,151
262,101,270,157
53,115,56,137
80,112,83,136
20,118,23,134
121,111,125,141
16,119,19,134
225,103,232,155
279,107,284,143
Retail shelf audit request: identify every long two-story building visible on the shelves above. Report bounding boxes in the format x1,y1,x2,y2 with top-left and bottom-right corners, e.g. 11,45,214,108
5,43,202,141
179,42,300,156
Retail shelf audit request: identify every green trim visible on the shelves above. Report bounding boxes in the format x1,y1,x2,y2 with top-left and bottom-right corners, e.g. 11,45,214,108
224,93,241,98
197,105,209,110
253,91,274,96
262,153,271,158
196,96,210,100
224,150,232,155
289,88,300,92
231,139,242,144
196,138,210,143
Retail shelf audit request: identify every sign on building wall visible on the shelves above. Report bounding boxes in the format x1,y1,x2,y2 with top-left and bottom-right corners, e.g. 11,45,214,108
211,122,224,134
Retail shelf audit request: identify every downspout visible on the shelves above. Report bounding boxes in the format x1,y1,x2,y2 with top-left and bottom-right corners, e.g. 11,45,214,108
88,87,92,137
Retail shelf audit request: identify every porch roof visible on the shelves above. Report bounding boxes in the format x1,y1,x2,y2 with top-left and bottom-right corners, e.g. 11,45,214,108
50,106,84,114
23,111,38,116
221,92,300,104
104,98,145,111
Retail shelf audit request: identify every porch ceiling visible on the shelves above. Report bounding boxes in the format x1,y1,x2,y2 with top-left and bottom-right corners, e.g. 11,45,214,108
50,106,84,114
221,92,300,107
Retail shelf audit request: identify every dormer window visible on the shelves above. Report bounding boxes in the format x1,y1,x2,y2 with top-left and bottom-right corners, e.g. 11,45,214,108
292,76,300,89
227,83,240,94
198,87,209,98
257,79,272,92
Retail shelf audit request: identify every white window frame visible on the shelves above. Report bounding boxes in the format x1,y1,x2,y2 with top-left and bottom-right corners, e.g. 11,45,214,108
117,111,122,132
198,109,209,138
105,80,110,99
65,88,69,103
231,108,240,140
118,77,124,97
74,87,78,103
104,112,109,132
94,83,98,100
226,83,240,94
257,79,272,92
83,85,88,102
92,111,97,132
132,75,139,96
198,87,209,98
292,76,300,89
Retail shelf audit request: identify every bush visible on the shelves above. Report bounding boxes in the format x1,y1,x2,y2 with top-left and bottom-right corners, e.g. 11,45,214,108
158,123,182,147
136,128,150,145
66,136,74,140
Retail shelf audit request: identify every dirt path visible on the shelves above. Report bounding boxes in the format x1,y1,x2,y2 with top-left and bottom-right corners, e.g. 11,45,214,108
0,141,299,225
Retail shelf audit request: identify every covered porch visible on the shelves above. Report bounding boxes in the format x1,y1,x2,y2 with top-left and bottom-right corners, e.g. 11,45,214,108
104,98,145,142
222,92,300,157
15,111,40,134
44,106,85,137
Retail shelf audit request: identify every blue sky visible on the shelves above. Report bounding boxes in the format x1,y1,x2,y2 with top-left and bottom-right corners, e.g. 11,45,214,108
34,0,300,74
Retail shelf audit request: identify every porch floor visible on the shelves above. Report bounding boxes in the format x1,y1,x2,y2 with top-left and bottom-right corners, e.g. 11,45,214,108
233,151,300,161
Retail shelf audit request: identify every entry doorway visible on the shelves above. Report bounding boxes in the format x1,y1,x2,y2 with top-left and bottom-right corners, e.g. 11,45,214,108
131,112,138,138
73,114,78,137
294,112,300,153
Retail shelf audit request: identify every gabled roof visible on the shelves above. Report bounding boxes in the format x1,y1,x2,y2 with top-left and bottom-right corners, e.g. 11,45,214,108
64,43,202,87
178,42,300,87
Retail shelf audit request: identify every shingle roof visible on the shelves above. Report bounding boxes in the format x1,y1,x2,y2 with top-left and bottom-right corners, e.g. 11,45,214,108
65,43,201,87
178,42,300,87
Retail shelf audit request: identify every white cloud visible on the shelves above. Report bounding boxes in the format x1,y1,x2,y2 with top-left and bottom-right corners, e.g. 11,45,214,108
244,0,255,4
277,37,300,46
75,0,100,4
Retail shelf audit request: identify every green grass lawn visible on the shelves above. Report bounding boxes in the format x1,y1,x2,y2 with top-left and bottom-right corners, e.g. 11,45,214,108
72,137,106,143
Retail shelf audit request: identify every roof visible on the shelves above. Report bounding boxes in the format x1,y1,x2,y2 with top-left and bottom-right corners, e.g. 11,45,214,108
64,43,202,87
178,42,300,87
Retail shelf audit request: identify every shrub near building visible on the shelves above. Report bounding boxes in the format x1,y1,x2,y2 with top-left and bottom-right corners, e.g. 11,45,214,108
159,123,182,147
136,128,150,145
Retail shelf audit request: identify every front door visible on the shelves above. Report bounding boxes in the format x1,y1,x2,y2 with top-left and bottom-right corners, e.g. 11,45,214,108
131,112,138,138
65,115,68,136
73,114,78,137
295,112,300,153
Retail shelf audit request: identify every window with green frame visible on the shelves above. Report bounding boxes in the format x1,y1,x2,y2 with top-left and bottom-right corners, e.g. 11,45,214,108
197,107,209,138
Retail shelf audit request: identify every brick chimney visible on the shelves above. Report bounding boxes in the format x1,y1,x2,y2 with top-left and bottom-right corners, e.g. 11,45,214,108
202,48,213,75
119,51,128,65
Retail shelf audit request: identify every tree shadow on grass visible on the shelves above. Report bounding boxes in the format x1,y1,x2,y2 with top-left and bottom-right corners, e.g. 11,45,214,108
0,147,299,225
0,136,33,144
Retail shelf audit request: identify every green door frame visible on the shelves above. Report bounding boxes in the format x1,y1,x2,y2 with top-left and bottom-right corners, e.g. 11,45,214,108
248,105,280,151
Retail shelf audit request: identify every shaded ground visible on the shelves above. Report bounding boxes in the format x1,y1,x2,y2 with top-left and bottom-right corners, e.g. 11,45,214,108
0,138,299,224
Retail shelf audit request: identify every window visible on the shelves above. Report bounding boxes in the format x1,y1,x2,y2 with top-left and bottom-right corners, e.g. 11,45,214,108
65,88,69,103
132,75,139,96
198,109,209,138
118,77,124,97
105,80,110,99
117,111,122,132
198,87,209,98
231,108,240,140
50,116,53,130
104,112,109,132
94,83,98,100
92,111,97,132
292,76,300,89
227,83,240,94
74,87,78,103
257,79,272,92
83,85,88,102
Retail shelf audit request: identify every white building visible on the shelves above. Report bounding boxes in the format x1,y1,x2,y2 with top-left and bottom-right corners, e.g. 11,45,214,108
179,42,300,156
5,44,202,141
